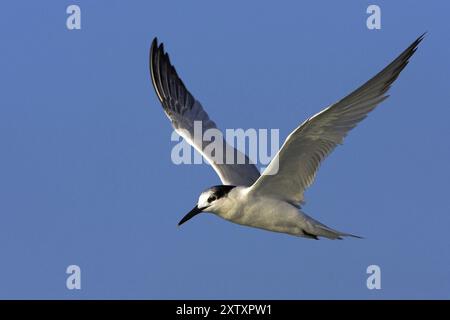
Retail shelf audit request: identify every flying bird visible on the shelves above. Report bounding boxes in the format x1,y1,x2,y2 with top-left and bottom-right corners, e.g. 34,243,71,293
149,34,424,239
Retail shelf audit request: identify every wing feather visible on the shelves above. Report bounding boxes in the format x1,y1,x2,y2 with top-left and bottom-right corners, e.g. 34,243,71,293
249,34,424,205
149,38,260,186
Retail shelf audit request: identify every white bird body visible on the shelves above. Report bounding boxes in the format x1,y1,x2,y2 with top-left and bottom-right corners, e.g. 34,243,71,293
221,193,307,237
200,186,349,239
149,34,424,239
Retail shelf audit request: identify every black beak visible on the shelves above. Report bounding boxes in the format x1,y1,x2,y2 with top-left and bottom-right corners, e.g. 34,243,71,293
178,205,204,226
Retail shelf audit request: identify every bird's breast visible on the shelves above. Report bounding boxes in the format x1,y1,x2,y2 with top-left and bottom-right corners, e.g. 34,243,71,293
219,195,302,232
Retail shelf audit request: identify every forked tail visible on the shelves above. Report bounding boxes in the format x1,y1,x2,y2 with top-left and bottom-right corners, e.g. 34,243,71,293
303,213,363,240
313,224,363,240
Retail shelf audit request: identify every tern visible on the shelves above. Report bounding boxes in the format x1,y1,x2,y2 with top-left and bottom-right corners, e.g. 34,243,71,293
149,34,423,239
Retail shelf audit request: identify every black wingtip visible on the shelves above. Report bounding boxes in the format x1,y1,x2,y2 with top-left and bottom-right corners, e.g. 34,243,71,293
150,37,158,64
416,32,426,44
149,37,165,103
411,32,426,50
150,37,158,55
405,32,426,55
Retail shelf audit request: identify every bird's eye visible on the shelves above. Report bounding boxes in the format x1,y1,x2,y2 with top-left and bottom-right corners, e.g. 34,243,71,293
207,196,216,203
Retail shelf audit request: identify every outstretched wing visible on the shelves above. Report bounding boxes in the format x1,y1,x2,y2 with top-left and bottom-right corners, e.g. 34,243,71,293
249,34,424,206
150,38,260,186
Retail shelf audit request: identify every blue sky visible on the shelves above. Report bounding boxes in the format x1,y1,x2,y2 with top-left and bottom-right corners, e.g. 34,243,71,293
0,1,449,299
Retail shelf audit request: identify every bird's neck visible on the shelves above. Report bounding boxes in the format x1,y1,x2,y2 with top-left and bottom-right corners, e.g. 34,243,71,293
213,186,249,220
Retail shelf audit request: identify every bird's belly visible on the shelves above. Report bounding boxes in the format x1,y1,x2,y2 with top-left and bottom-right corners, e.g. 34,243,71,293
224,198,307,236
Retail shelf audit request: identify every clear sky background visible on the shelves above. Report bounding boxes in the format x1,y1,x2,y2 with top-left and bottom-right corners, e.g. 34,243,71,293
0,1,449,299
